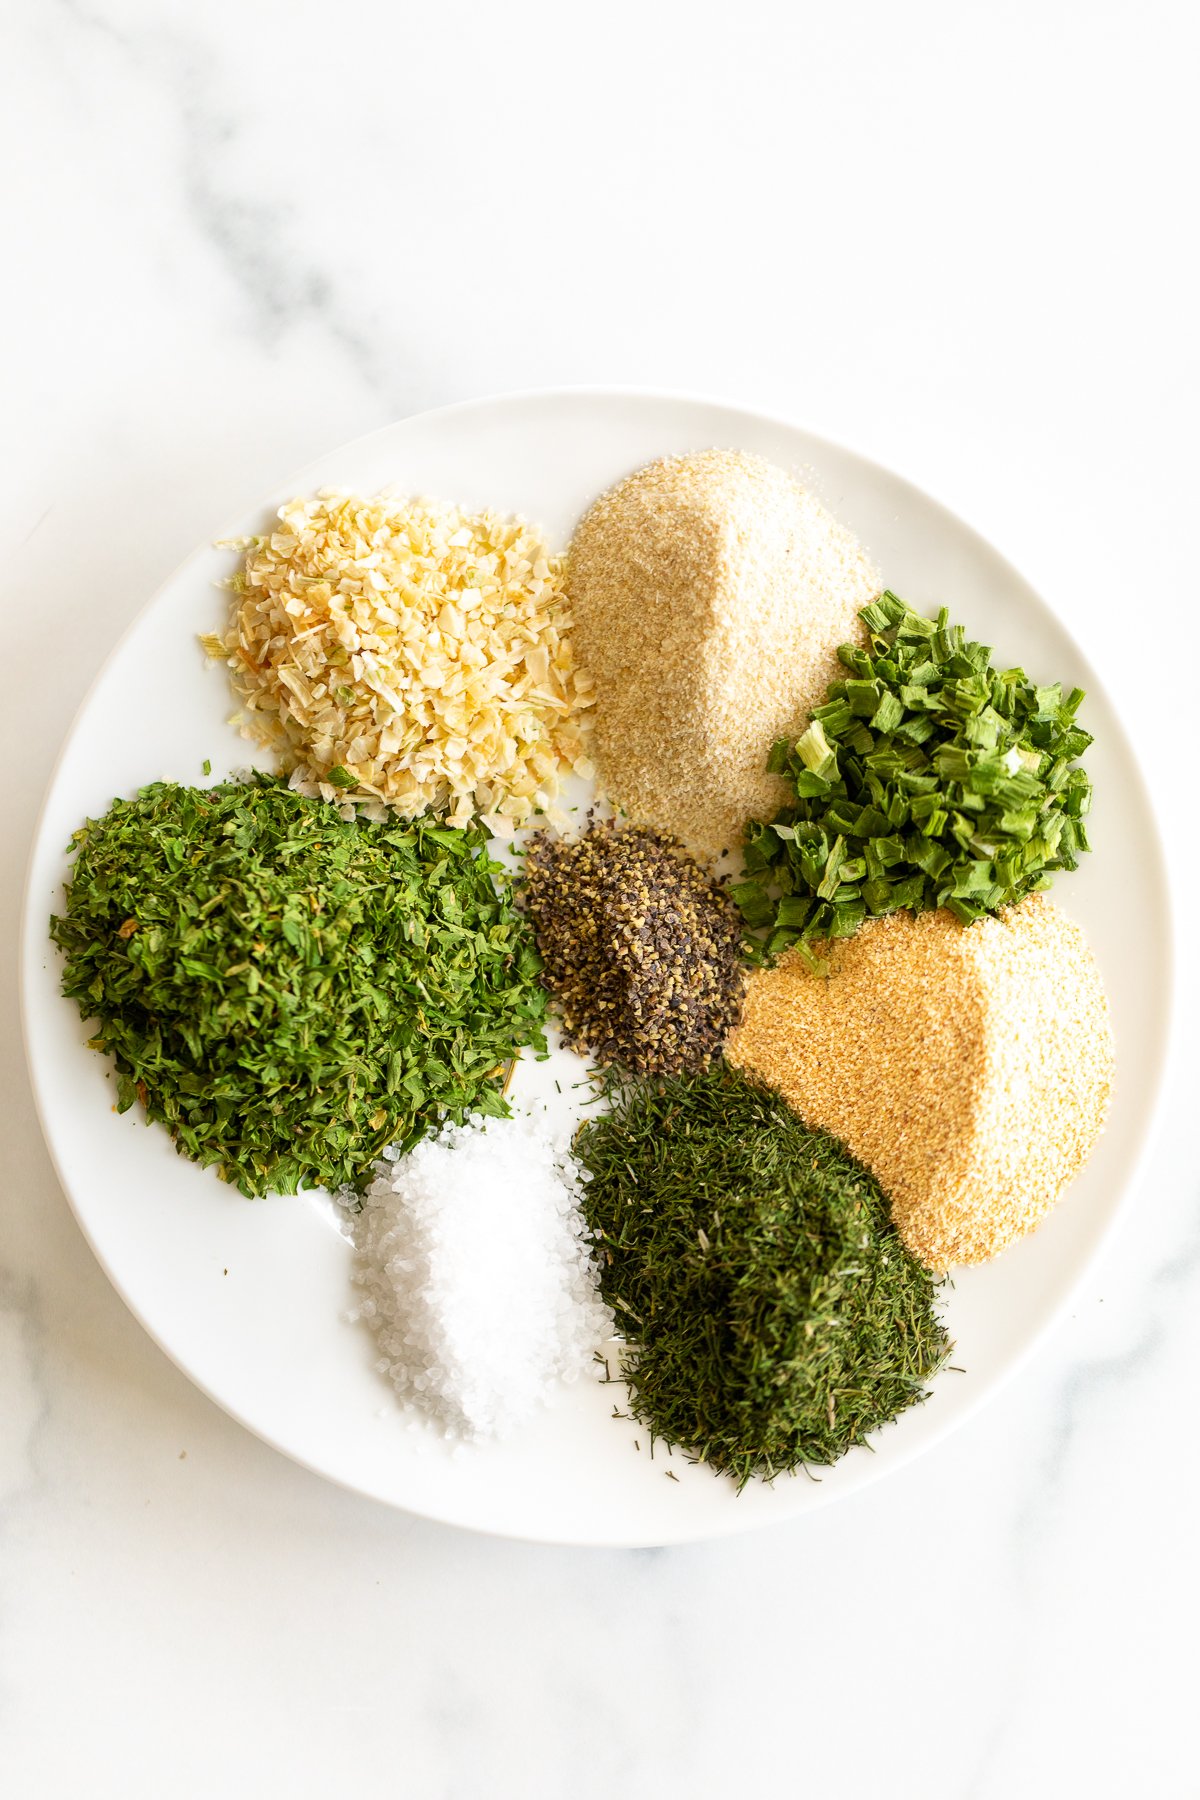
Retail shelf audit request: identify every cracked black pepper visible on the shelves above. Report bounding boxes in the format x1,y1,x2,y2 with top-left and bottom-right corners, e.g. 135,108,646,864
520,820,745,1076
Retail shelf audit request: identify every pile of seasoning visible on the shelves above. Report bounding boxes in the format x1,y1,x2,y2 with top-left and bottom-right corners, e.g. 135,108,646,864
568,449,880,856
521,820,745,1076
575,1065,949,1485
727,896,1113,1269
736,590,1094,954
207,490,594,833
348,1112,614,1439
50,777,548,1196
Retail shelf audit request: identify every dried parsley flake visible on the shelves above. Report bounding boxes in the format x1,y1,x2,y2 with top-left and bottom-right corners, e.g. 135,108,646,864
50,776,547,1196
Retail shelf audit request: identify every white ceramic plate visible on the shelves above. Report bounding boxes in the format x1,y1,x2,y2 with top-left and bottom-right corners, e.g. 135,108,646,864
21,390,1171,1546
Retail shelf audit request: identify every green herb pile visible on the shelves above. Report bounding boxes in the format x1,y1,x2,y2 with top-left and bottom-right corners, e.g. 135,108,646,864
51,777,547,1196
575,1066,949,1486
734,591,1093,957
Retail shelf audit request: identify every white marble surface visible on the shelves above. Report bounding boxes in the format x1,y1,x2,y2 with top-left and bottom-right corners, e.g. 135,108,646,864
2,1,1195,1792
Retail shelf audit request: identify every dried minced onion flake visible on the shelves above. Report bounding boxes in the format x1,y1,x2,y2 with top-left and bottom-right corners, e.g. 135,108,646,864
212,491,594,830
345,1113,615,1439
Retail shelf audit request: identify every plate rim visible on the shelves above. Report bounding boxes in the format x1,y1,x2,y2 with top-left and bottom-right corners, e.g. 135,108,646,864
19,385,1178,1545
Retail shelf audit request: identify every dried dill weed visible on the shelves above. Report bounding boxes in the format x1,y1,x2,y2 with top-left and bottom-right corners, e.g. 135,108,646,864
727,896,1114,1269
521,820,745,1076
567,450,880,857
575,1066,949,1486
207,491,594,833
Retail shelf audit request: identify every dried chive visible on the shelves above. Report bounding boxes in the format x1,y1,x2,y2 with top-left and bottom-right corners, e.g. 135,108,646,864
736,592,1093,954
576,1066,950,1487
50,776,547,1196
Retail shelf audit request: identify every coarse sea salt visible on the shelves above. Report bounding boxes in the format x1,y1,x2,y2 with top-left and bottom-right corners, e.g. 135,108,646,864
346,1112,614,1440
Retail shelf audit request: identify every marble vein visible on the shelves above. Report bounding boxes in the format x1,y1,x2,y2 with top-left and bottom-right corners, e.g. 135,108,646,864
51,0,415,410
